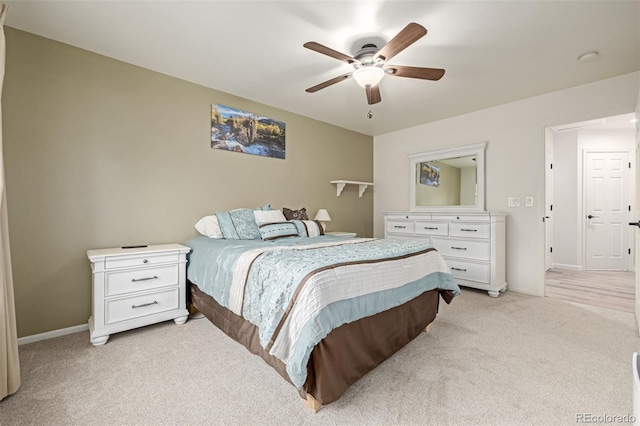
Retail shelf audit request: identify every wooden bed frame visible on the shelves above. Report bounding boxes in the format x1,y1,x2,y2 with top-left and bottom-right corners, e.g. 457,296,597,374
189,281,454,412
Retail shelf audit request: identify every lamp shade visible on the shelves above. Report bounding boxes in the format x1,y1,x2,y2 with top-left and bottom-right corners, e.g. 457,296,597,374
314,209,331,222
352,66,384,88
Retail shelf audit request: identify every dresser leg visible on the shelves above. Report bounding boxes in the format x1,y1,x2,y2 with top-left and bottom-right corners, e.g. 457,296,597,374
174,315,188,325
488,290,500,298
90,335,109,346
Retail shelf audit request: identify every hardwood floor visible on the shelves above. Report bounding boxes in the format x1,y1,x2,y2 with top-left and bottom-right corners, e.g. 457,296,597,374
545,269,635,313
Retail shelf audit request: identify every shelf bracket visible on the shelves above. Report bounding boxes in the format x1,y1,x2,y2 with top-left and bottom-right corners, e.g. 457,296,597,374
330,180,374,198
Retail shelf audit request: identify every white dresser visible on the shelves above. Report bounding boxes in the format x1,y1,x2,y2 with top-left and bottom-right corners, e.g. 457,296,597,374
384,212,507,297
87,244,190,346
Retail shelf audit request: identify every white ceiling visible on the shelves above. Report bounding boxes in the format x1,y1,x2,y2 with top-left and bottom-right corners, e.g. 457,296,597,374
4,1,639,137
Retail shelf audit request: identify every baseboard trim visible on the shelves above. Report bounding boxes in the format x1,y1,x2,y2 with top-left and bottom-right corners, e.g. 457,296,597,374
18,323,88,346
551,263,583,271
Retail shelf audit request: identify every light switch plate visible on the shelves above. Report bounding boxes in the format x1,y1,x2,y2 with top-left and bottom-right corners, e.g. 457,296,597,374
508,197,520,207
525,196,534,207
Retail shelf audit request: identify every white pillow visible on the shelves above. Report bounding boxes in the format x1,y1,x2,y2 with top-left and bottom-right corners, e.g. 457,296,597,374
254,209,287,224
194,215,223,239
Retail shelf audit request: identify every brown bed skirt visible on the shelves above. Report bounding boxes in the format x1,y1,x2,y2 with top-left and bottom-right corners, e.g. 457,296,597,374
189,282,450,406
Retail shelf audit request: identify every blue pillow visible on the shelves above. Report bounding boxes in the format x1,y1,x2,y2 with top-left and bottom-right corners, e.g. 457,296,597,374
216,209,261,240
259,222,298,241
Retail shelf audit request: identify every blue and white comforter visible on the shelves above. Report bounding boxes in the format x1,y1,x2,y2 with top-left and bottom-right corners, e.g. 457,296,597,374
186,235,460,388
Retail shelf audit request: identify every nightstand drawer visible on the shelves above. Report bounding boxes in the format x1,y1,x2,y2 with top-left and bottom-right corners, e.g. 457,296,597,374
432,237,490,261
105,265,179,296
445,258,490,283
105,288,180,325
105,252,180,269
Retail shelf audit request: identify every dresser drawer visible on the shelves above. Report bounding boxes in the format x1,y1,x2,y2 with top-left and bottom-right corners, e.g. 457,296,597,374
104,252,180,269
105,265,179,296
444,258,490,283
449,222,491,239
386,234,431,244
415,221,448,236
386,221,415,234
432,237,491,261
105,288,180,325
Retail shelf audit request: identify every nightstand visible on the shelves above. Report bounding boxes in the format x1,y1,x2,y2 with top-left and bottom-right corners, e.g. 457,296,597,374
87,244,190,346
326,232,357,238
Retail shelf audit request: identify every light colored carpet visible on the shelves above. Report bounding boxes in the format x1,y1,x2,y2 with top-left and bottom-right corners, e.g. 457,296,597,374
1,289,638,425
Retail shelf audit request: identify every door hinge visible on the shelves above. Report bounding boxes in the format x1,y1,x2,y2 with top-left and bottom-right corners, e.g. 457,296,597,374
550,163,553,169
550,247,553,253
629,248,632,255
550,204,553,211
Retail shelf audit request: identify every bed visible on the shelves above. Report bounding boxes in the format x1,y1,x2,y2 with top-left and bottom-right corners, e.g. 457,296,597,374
185,216,460,412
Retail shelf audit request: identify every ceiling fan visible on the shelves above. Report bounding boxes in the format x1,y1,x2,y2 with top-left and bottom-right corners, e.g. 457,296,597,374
303,22,445,105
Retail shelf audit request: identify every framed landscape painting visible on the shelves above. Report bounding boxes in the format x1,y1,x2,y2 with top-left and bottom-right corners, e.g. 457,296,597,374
419,162,440,187
211,104,286,159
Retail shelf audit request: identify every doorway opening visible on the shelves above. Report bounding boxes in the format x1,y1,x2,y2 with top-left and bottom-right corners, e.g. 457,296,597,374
544,112,636,313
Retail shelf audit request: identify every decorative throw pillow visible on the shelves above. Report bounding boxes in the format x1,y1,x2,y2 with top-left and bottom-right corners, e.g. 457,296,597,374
216,209,261,240
254,209,287,224
282,207,308,221
259,222,299,241
291,220,325,237
194,215,223,239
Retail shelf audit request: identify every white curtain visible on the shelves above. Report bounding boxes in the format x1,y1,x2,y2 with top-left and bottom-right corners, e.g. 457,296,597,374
0,2,20,401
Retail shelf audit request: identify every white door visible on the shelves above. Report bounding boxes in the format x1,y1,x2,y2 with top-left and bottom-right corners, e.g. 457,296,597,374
585,151,630,270
545,140,554,270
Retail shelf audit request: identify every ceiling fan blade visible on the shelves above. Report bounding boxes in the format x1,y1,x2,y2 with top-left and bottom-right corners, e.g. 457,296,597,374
366,85,382,105
374,23,427,63
306,72,353,93
303,42,359,65
384,65,445,80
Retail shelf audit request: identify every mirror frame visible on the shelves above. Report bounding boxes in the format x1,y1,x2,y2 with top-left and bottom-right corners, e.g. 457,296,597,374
409,141,487,212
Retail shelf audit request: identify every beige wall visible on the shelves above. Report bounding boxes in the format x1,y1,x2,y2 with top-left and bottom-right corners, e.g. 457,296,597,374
3,28,373,337
374,72,639,297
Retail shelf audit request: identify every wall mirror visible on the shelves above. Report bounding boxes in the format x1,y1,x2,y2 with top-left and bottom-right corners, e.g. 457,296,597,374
409,141,487,211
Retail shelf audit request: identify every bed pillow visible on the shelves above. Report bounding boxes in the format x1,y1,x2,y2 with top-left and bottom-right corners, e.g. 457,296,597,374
291,220,325,237
216,209,261,240
254,209,287,224
259,222,299,241
194,215,223,239
282,207,309,221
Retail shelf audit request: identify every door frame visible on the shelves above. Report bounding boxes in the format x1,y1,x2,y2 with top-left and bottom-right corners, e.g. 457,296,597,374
580,148,634,271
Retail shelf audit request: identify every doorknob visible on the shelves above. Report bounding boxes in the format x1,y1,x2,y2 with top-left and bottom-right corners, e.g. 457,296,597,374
587,214,600,219
629,221,640,228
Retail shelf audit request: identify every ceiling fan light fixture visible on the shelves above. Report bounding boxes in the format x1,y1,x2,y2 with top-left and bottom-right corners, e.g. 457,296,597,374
352,66,385,88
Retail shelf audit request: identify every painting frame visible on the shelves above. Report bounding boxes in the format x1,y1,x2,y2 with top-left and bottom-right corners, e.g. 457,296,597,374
211,104,286,159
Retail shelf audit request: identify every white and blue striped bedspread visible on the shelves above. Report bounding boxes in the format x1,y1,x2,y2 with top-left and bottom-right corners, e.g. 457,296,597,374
185,235,460,388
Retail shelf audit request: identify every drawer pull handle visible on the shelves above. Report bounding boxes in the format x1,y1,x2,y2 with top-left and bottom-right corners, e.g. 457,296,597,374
451,267,467,272
460,229,477,232
394,225,407,229
451,247,467,250
424,227,439,230
143,259,149,264
131,275,158,282
131,301,158,309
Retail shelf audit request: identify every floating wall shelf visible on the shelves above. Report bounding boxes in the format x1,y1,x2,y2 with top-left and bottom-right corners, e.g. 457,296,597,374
330,180,374,198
